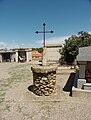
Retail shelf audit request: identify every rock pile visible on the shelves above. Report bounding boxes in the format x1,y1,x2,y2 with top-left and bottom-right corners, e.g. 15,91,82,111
31,66,57,96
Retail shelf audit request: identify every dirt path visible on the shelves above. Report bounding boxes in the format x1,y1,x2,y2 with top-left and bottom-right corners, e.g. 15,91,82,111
0,63,91,120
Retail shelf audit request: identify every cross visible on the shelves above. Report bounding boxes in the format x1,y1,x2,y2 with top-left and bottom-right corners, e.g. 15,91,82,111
35,23,53,47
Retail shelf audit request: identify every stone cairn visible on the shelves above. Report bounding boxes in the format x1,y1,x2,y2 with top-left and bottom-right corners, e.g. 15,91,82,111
31,66,57,96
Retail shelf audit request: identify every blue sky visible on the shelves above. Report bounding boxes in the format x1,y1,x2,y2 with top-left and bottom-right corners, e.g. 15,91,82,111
0,0,91,49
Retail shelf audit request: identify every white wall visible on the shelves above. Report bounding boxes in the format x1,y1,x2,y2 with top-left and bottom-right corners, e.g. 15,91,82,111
46,47,61,62
27,51,32,62
0,54,2,62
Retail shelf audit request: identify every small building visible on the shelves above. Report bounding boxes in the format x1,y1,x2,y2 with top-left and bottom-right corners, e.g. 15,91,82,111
76,46,91,89
13,48,32,62
0,48,32,62
0,49,15,62
45,44,62,63
32,50,42,60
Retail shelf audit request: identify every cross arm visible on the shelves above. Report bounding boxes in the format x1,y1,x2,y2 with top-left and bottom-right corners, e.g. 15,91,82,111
35,31,53,34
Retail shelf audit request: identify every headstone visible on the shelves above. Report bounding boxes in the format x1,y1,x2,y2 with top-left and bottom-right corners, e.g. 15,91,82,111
76,46,91,89
77,79,86,89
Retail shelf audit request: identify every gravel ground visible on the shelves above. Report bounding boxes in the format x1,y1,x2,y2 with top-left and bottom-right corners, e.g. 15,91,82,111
0,62,91,120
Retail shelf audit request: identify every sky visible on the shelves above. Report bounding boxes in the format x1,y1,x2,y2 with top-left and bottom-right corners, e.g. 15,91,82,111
0,0,91,49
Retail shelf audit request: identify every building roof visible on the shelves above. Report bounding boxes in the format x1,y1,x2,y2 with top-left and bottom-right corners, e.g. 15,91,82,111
77,46,91,61
0,50,14,53
32,50,42,57
12,48,32,51
45,44,62,48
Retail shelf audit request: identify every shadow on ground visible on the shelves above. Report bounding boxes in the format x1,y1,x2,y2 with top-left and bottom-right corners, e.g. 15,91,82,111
28,85,34,92
63,72,76,96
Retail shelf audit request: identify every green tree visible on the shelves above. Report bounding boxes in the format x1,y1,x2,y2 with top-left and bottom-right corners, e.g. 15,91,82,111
32,47,43,53
61,31,91,64
38,47,43,53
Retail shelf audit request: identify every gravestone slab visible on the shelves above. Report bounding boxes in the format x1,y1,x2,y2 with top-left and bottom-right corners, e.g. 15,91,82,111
83,83,91,90
77,79,86,89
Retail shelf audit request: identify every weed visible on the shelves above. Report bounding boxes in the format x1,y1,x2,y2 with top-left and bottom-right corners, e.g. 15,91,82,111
3,104,11,112
17,105,24,113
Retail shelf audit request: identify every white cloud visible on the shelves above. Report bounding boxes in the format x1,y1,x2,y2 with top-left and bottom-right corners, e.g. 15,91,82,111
2,31,91,49
0,40,36,49
35,35,70,47
0,41,7,49
35,31,91,47
0,40,19,49
89,31,91,34
46,36,70,44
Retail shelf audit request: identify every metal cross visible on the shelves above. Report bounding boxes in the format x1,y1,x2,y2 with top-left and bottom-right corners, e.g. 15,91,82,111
35,23,53,47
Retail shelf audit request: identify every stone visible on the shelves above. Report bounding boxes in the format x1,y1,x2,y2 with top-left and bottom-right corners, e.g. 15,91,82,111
46,84,50,87
42,81,46,85
53,76,56,80
43,91,49,96
44,87,49,91
77,79,86,89
49,89,53,92
49,84,54,89
40,86,44,89
35,84,39,87
51,79,56,83
43,85,46,88
40,80,43,83
42,77,47,81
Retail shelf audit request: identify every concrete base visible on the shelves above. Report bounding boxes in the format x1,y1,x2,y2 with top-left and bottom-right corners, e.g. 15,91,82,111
83,83,91,90
77,79,86,89
72,86,91,97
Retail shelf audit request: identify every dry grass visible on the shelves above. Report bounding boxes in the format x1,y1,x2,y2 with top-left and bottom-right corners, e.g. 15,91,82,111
0,63,91,120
